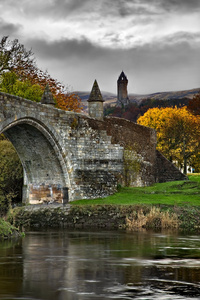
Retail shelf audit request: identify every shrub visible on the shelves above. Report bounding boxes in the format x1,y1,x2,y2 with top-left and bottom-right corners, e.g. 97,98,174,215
0,218,19,238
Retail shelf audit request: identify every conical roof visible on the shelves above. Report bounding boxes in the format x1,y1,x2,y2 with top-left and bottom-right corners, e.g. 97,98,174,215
88,80,104,102
118,71,128,82
41,84,55,105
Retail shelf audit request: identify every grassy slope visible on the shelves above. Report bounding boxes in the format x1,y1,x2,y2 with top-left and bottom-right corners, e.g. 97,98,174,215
72,174,200,206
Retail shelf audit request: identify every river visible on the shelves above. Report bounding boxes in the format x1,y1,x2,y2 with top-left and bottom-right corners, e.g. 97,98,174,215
0,229,200,300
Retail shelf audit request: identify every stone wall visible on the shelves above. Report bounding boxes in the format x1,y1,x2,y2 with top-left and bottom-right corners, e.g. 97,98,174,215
12,205,132,230
87,116,157,186
88,100,104,120
11,204,200,232
156,150,187,182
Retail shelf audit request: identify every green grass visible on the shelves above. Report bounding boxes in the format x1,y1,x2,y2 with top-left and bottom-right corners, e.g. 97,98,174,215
71,174,200,206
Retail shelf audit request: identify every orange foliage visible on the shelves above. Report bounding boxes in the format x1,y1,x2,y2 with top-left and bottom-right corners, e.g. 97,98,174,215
55,92,82,112
12,61,82,112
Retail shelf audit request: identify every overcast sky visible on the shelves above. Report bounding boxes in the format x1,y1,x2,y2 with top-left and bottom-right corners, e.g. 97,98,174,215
1,0,200,94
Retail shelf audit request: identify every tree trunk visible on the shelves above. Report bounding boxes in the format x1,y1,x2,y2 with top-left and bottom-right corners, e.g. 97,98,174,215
183,157,187,175
183,138,187,175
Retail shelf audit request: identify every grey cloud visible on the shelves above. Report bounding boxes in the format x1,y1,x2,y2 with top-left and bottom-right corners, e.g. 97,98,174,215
19,0,159,21
104,0,161,18
155,0,200,12
45,0,90,16
27,37,109,61
25,35,200,94
157,31,200,46
2,0,200,24
27,34,200,70
22,0,92,19
0,18,22,36
113,0,200,14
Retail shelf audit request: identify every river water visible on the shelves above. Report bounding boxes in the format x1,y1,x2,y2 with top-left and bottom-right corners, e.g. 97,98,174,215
0,229,200,300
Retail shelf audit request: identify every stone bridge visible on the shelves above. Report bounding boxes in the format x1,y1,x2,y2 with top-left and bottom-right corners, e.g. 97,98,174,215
0,88,187,204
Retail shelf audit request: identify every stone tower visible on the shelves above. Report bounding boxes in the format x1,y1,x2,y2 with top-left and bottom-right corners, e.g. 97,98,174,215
117,71,130,107
87,80,104,120
41,84,55,106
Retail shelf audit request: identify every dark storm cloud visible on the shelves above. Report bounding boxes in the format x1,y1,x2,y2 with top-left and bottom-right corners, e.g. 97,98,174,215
22,0,92,19
27,37,108,60
156,0,200,12
104,0,200,18
27,33,200,69
26,35,200,93
104,0,160,17
109,0,200,15
2,0,200,24
0,18,22,36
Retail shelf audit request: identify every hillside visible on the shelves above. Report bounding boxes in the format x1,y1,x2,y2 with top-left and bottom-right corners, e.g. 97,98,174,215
77,87,200,109
129,87,200,104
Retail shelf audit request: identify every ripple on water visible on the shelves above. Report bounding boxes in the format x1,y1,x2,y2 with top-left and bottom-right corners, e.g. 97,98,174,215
123,257,200,267
105,281,200,300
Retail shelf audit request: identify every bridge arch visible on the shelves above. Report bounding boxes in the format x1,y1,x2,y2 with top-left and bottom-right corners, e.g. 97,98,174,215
0,117,71,204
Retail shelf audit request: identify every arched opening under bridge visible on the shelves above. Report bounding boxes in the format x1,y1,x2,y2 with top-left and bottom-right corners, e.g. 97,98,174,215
1,118,70,205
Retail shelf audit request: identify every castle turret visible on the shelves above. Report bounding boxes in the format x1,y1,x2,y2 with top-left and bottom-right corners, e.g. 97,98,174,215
41,84,55,106
117,71,130,107
87,80,104,120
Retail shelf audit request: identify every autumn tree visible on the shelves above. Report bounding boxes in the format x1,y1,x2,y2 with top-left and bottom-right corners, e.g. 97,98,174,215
0,71,43,101
0,36,35,75
187,93,200,115
137,107,200,174
0,36,82,112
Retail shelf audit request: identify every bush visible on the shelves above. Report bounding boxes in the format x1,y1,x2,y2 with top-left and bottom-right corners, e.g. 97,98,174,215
0,139,23,210
0,218,19,238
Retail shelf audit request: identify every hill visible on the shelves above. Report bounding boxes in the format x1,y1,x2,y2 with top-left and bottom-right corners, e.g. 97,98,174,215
77,87,200,109
129,87,200,104
76,91,117,111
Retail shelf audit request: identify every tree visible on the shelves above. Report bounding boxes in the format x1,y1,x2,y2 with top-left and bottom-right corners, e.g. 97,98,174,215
138,107,200,174
0,140,23,206
0,36,34,75
0,36,82,112
0,71,43,101
187,93,200,115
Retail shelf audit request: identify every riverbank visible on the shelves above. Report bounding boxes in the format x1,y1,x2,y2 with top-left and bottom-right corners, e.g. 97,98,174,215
71,174,200,206
3,174,200,234
8,203,200,233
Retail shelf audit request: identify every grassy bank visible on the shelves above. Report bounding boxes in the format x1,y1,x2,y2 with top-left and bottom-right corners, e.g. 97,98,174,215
72,174,200,206
4,174,200,233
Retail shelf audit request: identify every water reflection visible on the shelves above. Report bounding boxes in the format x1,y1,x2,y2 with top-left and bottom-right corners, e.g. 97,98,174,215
0,239,23,298
0,230,200,299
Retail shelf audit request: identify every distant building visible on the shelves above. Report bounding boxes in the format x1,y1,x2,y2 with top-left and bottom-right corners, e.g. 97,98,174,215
117,71,130,107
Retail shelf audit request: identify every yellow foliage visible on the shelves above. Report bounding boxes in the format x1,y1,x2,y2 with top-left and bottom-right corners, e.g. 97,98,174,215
138,107,200,173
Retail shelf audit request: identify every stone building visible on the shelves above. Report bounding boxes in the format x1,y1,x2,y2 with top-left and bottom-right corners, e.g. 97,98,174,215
117,71,130,107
